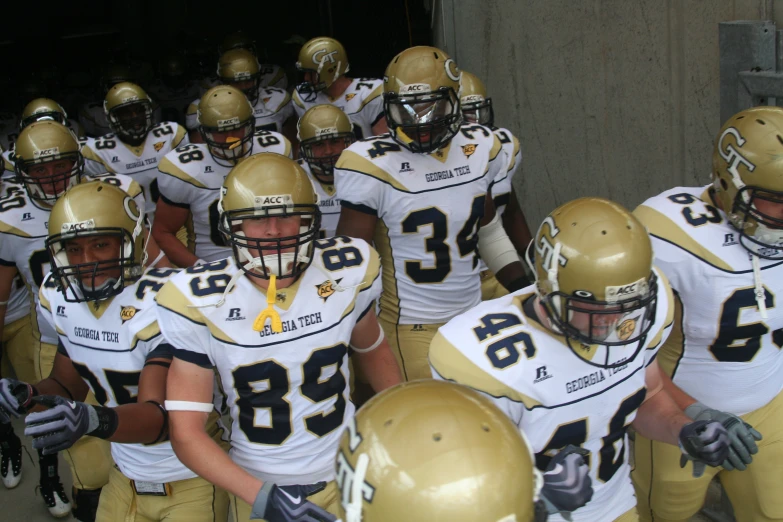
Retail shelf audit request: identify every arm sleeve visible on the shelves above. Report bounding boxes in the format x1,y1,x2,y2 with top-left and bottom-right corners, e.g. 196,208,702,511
155,282,214,369
334,150,385,216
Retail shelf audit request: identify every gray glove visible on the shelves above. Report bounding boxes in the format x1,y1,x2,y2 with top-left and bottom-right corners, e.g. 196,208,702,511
678,419,730,478
251,481,336,522
685,402,762,471
540,445,593,518
24,396,98,454
0,378,36,423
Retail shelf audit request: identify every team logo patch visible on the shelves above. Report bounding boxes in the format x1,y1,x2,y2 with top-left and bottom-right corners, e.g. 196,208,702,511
461,144,478,158
153,141,165,152
120,306,139,324
262,97,271,104
344,93,356,102
616,318,637,341
316,278,342,302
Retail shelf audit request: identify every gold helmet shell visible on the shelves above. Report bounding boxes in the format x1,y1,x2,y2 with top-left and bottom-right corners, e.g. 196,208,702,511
297,104,355,183
712,106,783,258
220,30,257,56
295,37,349,99
218,49,261,103
198,85,255,166
218,153,320,281
530,197,657,366
104,82,154,143
335,380,543,522
382,46,462,153
459,71,494,127
46,181,146,303
20,98,68,130
14,121,83,204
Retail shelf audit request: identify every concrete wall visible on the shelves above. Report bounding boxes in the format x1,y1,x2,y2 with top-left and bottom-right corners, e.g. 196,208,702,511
432,0,783,226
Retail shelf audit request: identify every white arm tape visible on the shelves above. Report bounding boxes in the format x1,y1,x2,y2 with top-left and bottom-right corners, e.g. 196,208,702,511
351,327,385,354
164,400,214,413
478,213,519,274
149,250,166,268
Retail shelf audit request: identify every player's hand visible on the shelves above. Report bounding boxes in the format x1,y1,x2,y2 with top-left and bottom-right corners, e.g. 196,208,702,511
541,445,593,517
0,378,36,423
678,420,730,478
685,402,762,471
23,396,93,455
251,482,336,522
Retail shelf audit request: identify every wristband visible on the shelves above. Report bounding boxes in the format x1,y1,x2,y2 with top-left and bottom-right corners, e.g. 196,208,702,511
87,405,119,439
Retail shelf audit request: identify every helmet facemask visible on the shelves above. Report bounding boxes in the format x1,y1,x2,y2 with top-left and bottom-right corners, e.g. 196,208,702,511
107,100,154,145
46,220,146,303
295,67,329,102
20,110,66,130
384,87,462,154
218,194,321,282
300,133,355,183
727,182,783,259
221,72,261,105
200,116,255,167
15,152,84,205
461,95,494,127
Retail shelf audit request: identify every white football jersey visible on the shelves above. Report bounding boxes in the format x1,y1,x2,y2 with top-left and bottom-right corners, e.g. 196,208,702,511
635,185,783,415
1,183,30,324
258,63,288,90
185,87,295,133
38,268,200,483
478,127,522,273
299,160,341,239
81,122,188,218
156,237,381,485
430,273,675,522
156,131,291,262
0,175,145,344
147,81,202,126
335,125,508,324
292,78,384,140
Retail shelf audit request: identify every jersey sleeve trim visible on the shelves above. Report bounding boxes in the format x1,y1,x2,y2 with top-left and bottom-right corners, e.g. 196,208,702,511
336,150,410,192
0,256,15,266
489,134,503,163
358,84,383,111
657,290,686,378
173,125,188,148
157,157,209,190
159,193,190,209
340,200,377,216
147,342,174,360
292,90,306,110
57,340,69,358
634,205,734,272
172,347,212,369
429,331,541,408
357,247,381,292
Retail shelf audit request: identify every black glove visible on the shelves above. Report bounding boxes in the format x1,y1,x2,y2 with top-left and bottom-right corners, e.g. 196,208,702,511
24,396,94,454
679,420,730,478
685,402,762,471
0,378,36,423
540,445,593,516
251,481,336,522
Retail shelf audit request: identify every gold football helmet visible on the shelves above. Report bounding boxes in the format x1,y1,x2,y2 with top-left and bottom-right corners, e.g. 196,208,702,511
383,46,462,154
220,30,257,56
104,82,154,144
335,380,545,522
295,37,349,101
218,49,261,104
713,106,783,258
198,85,255,166
218,153,320,281
14,121,83,204
297,104,355,183
459,71,494,127
20,98,68,130
46,181,146,303
528,197,657,368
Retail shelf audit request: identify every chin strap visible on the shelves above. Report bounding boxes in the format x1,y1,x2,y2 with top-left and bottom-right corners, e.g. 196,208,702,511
253,274,283,333
752,254,768,320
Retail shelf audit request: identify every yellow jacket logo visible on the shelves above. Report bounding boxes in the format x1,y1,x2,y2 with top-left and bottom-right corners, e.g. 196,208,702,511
153,141,165,152
461,144,478,158
315,278,342,302
344,93,356,102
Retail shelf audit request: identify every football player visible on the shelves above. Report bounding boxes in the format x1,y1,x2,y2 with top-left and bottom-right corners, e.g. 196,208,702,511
19,98,85,140
153,86,291,268
335,46,529,382
460,71,533,300
429,197,732,521
297,105,355,238
81,82,188,222
335,379,595,522
147,54,202,127
157,153,402,521
0,181,230,522
185,49,296,145
293,37,387,140
79,63,136,138
631,106,783,522
220,31,288,90
0,121,152,521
